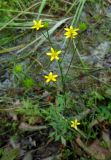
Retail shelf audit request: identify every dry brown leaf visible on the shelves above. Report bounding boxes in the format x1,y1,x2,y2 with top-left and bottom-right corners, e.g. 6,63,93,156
19,122,47,131
76,137,111,160
108,0,111,4
102,130,111,151
23,152,33,160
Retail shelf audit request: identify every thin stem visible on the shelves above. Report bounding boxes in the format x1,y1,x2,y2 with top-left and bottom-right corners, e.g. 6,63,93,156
42,29,66,104
61,39,71,63
73,40,85,67
58,61,66,105
41,30,53,47
46,29,53,47
65,40,76,77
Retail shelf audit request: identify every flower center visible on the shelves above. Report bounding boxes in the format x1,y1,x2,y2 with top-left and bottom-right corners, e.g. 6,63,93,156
53,52,57,57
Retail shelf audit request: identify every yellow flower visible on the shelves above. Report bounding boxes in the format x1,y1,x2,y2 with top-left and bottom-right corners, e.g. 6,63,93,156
46,48,61,61
71,119,80,130
44,72,58,83
32,19,44,30
64,26,79,39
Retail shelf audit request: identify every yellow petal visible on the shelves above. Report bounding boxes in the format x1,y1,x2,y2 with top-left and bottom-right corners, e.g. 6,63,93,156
55,56,59,60
39,20,42,23
53,75,58,78
31,26,36,29
57,51,61,54
64,28,69,31
64,32,69,36
51,57,54,61
70,26,73,29
46,52,52,56
52,78,56,81
46,79,50,83
33,20,37,25
49,72,53,76
44,75,48,78
74,28,79,31
51,48,54,53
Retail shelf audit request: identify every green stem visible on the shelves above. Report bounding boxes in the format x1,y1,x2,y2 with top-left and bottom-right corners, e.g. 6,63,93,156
61,39,71,63
73,40,85,67
41,30,53,47
46,29,53,47
42,29,66,104
58,61,66,105
65,40,76,77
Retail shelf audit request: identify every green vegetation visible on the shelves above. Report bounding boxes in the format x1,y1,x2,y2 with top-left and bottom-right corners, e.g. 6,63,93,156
0,0,111,159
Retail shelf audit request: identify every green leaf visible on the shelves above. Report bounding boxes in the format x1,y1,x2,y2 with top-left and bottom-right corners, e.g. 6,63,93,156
79,22,88,31
61,136,66,146
23,78,35,88
1,148,19,160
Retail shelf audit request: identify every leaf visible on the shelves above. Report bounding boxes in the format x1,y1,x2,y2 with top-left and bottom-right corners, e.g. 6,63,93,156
105,88,111,98
102,130,111,151
108,0,111,4
93,91,105,100
79,22,88,31
23,152,33,160
19,122,47,131
76,137,111,160
37,0,47,20
61,136,66,146
1,148,19,160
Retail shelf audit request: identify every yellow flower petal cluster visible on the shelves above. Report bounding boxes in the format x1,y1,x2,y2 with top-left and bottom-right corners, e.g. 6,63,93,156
32,20,44,30
71,119,80,130
64,26,79,39
46,48,61,61
44,72,58,83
